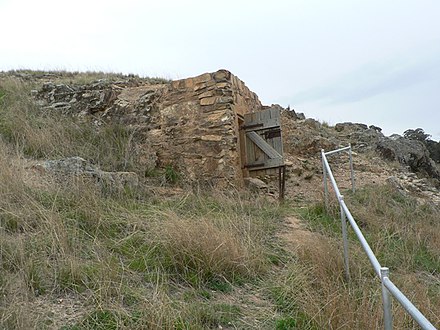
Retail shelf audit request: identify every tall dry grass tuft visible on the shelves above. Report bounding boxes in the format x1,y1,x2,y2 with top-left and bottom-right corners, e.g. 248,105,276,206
157,214,264,286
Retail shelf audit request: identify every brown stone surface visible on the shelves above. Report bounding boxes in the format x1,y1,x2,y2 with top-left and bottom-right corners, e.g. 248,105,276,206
34,70,263,187
14,70,440,201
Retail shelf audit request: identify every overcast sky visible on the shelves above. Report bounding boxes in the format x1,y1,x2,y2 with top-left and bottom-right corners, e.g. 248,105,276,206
1,0,439,140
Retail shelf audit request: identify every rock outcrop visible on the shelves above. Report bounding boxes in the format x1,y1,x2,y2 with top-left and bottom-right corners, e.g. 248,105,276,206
281,112,338,156
35,78,165,124
331,122,440,181
334,122,384,152
377,136,440,180
33,156,139,190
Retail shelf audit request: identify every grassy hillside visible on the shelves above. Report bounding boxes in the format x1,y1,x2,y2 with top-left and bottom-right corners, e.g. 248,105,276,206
0,73,438,329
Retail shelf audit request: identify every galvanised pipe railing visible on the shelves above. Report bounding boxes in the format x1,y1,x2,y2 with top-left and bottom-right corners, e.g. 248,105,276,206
321,146,436,330
323,144,355,210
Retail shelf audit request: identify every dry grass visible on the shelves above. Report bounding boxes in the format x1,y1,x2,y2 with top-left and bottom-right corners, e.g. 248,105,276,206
1,72,439,329
1,69,170,85
0,76,146,174
158,215,266,286
295,185,440,329
0,139,284,328
348,185,440,271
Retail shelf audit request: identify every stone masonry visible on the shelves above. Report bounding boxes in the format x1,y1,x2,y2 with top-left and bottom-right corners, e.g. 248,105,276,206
152,70,262,187
35,70,263,187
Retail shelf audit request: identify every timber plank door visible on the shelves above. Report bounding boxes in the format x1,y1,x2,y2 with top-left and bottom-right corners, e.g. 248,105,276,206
241,107,284,175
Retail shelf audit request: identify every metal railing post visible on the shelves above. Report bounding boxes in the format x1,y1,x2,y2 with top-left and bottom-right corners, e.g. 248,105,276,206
381,267,393,330
322,150,329,212
348,144,355,193
382,277,437,330
339,195,350,281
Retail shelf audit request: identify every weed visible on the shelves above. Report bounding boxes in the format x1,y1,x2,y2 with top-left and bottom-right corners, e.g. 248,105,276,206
70,309,119,330
206,278,233,293
275,317,297,329
298,202,341,236
164,164,180,184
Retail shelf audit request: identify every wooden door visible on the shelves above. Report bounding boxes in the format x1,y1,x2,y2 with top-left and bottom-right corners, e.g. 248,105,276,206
240,108,284,173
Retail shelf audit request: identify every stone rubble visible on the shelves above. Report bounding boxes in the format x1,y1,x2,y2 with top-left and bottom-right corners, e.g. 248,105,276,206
387,174,440,204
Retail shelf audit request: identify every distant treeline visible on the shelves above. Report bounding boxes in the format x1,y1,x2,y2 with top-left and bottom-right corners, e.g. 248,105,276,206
404,128,440,163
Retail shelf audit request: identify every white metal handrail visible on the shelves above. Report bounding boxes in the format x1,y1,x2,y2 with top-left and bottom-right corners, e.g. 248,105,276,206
340,199,381,277
321,146,436,330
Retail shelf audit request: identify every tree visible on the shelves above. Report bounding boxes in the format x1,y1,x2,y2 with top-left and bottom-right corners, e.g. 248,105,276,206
403,128,431,142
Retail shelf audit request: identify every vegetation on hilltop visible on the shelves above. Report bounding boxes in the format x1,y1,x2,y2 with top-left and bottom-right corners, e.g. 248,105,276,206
0,69,170,85
0,74,438,329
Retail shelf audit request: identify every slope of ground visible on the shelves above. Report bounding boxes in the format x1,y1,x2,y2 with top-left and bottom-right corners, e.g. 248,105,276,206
0,71,439,329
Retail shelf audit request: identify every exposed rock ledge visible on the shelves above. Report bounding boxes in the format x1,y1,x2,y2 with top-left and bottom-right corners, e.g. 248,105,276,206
32,156,139,190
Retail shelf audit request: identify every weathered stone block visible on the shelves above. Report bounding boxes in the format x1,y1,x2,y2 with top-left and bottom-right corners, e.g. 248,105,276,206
194,80,216,91
194,73,212,84
213,70,231,82
198,90,215,99
216,96,233,104
201,135,223,142
200,97,217,106
215,82,229,89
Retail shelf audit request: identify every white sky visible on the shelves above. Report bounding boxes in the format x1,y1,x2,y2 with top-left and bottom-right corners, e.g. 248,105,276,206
1,0,439,140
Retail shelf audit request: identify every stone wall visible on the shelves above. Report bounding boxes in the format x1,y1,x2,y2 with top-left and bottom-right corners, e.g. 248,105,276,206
34,70,263,187
150,70,262,187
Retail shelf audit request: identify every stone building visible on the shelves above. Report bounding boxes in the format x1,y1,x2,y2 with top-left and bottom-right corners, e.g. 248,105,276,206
36,70,282,188
151,69,265,187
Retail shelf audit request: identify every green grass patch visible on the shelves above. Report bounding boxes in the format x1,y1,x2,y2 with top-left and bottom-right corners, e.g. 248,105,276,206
298,202,341,236
66,310,120,330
